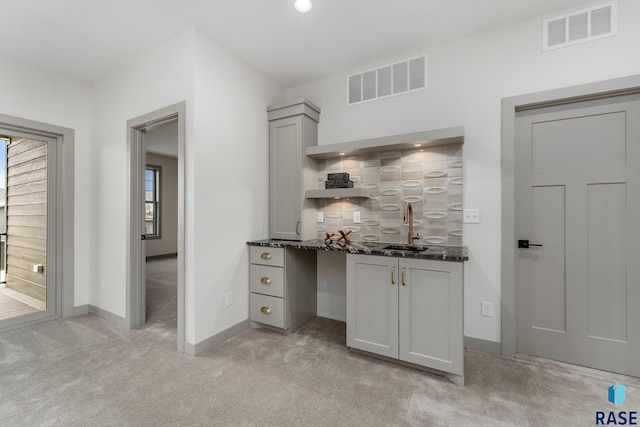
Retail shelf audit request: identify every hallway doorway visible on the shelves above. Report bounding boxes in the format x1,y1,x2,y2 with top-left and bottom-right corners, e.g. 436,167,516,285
127,102,185,353
145,257,178,328
144,119,179,329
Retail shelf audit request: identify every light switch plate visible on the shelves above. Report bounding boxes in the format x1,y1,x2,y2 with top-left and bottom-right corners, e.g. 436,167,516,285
463,209,480,224
317,211,324,223
353,211,361,224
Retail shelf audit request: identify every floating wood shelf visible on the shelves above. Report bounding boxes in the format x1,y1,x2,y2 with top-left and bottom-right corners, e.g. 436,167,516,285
305,188,370,199
306,126,464,159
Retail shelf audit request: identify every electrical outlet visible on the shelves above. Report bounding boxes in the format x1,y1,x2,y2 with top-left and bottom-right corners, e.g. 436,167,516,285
225,292,233,307
317,211,324,223
481,301,493,317
353,211,361,224
319,280,327,291
99,278,105,291
463,209,480,224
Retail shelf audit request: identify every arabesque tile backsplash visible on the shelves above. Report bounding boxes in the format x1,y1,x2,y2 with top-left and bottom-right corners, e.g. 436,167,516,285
315,143,463,245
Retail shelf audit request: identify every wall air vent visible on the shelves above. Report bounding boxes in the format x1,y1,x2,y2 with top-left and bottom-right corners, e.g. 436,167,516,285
348,54,427,105
543,1,617,51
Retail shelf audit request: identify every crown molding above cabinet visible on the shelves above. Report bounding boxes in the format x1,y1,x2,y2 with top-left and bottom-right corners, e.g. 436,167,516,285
306,126,464,159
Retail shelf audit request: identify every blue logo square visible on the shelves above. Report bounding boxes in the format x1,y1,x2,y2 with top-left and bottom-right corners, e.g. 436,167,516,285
608,382,625,407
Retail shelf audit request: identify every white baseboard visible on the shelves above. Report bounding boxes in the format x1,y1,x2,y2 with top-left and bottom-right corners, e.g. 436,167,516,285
74,304,128,328
317,312,346,322
184,319,249,357
73,305,89,316
464,336,501,354
88,305,128,328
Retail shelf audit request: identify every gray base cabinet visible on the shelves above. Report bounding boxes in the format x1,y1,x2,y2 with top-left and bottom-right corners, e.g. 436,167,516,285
346,254,464,385
249,246,317,333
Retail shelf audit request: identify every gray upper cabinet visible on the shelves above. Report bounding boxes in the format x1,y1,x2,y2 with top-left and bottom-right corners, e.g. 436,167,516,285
267,99,320,240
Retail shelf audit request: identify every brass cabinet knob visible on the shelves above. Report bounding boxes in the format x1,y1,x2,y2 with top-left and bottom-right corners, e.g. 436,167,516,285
261,252,272,260
260,306,272,314
260,277,271,285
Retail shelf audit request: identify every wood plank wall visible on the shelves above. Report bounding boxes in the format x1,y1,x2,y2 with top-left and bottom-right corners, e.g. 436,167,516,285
5,138,47,302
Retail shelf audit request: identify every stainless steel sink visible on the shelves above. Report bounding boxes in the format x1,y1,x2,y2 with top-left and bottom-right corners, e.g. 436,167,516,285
383,244,428,252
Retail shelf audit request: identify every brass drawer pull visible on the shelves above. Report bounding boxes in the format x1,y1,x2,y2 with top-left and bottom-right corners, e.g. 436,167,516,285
401,266,406,286
260,277,271,285
391,265,395,285
260,252,272,260
260,306,272,315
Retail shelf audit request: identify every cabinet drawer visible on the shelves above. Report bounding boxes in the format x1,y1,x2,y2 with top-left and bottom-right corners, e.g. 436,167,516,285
250,265,284,297
250,246,284,267
251,293,285,329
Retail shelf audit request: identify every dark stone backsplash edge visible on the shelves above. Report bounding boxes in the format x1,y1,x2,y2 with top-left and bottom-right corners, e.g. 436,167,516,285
247,239,468,262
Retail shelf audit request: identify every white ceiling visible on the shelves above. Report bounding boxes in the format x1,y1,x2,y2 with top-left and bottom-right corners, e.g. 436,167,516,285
0,0,597,88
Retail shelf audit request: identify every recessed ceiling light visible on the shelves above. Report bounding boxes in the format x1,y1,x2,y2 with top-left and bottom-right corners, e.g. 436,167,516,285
294,0,312,13
339,152,345,156
414,143,422,147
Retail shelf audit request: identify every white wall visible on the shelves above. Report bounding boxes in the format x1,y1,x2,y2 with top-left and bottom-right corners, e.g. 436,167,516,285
192,31,283,344
90,27,283,345
317,252,347,322
90,29,196,321
0,54,92,307
286,0,640,343
145,152,178,258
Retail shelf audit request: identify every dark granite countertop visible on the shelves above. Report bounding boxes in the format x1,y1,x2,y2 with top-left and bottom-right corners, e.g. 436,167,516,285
247,239,468,262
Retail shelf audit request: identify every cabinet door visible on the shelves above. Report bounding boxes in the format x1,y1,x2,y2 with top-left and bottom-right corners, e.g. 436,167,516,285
346,254,398,358
269,116,302,240
399,259,463,376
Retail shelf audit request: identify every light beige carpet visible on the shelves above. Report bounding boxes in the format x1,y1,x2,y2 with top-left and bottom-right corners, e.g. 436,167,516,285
0,257,637,426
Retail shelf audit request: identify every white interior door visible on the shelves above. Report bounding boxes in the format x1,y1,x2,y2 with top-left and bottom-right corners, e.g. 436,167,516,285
515,94,640,376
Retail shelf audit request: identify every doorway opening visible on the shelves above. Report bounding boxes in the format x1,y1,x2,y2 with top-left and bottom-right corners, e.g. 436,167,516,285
0,114,74,332
144,120,179,329
127,102,185,353
0,135,49,321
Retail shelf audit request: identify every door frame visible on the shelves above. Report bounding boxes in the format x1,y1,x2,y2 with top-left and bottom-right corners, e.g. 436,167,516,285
0,113,74,331
501,74,640,357
126,102,185,353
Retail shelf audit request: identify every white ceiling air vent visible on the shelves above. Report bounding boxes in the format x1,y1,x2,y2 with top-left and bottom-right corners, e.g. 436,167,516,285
348,54,427,105
543,1,617,51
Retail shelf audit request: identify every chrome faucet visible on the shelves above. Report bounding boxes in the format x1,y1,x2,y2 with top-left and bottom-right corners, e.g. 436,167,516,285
403,202,419,245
